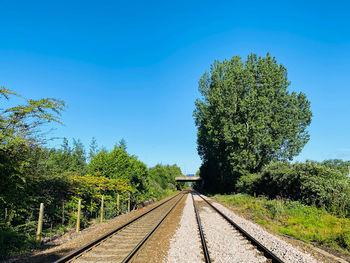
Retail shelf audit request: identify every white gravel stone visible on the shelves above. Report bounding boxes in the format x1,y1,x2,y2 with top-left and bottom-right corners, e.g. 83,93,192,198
166,194,203,263
201,195,322,263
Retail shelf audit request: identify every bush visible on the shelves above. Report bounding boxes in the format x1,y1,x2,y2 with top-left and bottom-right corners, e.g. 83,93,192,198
0,223,37,258
235,173,261,194
236,161,350,216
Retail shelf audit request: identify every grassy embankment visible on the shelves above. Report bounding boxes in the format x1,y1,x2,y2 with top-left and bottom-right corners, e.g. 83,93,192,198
214,194,350,255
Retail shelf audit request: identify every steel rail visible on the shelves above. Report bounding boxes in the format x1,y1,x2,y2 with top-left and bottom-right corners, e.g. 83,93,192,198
191,192,211,263
121,192,185,262
54,191,185,263
194,191,284,263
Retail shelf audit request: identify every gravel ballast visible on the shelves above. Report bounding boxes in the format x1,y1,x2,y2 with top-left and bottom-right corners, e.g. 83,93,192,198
166,194,203,263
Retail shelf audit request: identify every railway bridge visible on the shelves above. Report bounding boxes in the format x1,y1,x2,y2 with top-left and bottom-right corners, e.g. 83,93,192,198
175,175,202,182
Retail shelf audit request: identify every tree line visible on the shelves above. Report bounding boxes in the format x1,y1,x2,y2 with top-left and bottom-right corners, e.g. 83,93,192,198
194,53,350,217
0,87,184,258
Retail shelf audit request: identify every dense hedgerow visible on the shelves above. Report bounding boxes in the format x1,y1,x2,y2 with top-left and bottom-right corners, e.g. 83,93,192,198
236,161,350,216
0,172,133,257
0,146,182,258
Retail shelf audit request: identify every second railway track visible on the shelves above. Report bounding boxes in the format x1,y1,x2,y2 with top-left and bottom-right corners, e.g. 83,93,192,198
191,191,284,263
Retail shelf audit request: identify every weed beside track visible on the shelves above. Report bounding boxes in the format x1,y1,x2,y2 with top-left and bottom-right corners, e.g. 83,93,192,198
214,194,350,257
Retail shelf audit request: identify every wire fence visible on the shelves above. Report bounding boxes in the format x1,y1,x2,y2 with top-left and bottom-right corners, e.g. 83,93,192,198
1,193,135,242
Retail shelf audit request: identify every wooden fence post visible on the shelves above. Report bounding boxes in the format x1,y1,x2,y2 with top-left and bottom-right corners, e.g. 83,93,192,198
100,196,104,223
36,203,44,242
117,194,120,215
128,192,131,212
76,199,81,232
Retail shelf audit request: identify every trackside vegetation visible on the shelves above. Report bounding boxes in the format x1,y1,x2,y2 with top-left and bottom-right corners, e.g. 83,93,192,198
0,87,184,258
215,194,350,254
236,161,350,217
193,53,350,256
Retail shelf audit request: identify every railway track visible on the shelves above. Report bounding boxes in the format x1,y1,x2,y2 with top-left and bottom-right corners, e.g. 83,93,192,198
191,191,284,263
54,190,285,263
54,191,186,263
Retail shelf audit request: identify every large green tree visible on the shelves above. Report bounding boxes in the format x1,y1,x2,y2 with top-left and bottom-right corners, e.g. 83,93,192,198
0,86,65,221
194,53,312,192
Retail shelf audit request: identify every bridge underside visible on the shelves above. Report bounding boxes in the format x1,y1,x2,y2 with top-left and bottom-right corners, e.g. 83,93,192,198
175,176,202,182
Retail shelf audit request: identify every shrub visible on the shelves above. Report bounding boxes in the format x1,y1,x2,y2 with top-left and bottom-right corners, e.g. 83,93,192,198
235,173,261,194
236,161,350,216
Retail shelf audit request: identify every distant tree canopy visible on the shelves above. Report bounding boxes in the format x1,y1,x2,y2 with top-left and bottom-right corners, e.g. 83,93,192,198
148,164,183,190
194,53,312,193
322,159,350,176
42,138,88,175
88,144,148,193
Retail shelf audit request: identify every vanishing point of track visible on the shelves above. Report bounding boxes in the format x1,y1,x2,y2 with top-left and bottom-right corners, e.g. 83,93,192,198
54,191,186,263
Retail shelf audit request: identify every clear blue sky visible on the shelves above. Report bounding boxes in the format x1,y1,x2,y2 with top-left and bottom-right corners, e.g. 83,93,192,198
1,0,349,173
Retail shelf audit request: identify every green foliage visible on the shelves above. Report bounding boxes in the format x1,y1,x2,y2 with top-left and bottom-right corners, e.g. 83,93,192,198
236,161,350,216
70,139,87,173
148,164,183,189
0,171,133,258
0,86,181,258
66,175,131,225
235,173,261,194
322,159,350,176
88,145,148,194
42,138,87,175
215,194,350,253
118,138,127,151
88,137,98,161
70,174,131,198
0,87,66,227
0,87,65,148
0,223,37,257
0,87,67,229
145,164,184,200
194,53,312,193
